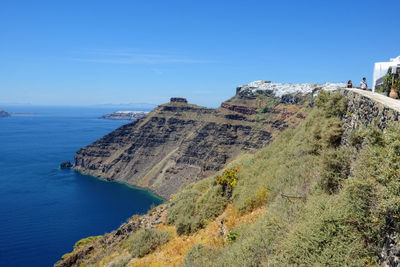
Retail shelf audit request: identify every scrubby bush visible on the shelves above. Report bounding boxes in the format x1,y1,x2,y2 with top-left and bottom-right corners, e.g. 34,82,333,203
349,128,365,148
244,187,269,211
275,192,378,266
364,123,384,146
175,215,203,235
210,208,286,266
315,90,348,118
109,257,131,267
196,186,228,221
261,97,280,113
227,230,239,244
166,189,200,225
183,244,216,267
128,228,169,258
74,235,102,249
216,167,239,197
349,121,383,149
166,181,227,235
319,148,351,194
321,117,344,147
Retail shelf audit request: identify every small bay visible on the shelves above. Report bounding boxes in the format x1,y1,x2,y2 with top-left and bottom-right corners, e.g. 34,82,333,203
0,106,162,267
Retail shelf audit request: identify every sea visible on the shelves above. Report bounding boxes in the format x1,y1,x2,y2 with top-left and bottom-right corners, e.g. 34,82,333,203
0,106,162,267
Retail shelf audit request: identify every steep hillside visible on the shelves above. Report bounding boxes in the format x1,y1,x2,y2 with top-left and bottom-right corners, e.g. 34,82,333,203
57,90,400,266
73,81,318,199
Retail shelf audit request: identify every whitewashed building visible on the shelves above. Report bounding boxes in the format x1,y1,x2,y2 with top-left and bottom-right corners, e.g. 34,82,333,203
373,56,400,92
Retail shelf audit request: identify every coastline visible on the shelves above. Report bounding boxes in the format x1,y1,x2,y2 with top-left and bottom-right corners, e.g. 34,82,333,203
71,168,167,202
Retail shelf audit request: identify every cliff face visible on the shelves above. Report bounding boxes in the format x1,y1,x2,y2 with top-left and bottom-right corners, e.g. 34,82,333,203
73,87,309,199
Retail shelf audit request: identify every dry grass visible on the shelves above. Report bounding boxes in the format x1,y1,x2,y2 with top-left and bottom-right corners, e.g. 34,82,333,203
127,204,265,267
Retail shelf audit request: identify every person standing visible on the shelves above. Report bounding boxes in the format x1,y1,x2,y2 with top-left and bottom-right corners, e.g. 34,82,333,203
360,77,368,90
347,80,353,88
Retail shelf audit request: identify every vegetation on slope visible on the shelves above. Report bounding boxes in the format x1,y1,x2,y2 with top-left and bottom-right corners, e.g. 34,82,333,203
177,91,400,266
166,177,228,235
57,91,400,266
128,228,169,258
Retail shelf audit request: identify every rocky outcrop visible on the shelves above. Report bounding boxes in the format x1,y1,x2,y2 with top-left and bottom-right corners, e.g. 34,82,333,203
100,111,148,121
73,86,309,199
0,109,10,117
60,161,73,169
170,97,188,103
220,102,257,115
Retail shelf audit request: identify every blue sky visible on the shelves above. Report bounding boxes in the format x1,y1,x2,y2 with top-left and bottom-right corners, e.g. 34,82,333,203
1,0,399,107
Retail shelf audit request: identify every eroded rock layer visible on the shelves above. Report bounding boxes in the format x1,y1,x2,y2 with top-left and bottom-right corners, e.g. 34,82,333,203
74,91,309,198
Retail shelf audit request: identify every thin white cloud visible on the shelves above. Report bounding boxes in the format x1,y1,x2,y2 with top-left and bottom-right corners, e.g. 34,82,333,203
70,49,216,65
151,68,164,75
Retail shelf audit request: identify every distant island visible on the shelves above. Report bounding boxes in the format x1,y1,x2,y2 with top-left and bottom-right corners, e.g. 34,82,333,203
0,109,10,117
100,111,148,121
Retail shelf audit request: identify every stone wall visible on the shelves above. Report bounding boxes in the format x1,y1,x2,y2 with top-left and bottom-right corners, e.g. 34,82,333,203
340,89,400,130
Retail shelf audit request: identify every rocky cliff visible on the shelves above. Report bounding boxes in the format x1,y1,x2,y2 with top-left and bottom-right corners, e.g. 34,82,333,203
73,82,319,199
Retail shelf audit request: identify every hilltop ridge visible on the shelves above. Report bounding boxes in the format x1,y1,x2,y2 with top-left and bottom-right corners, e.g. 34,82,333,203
73,81,328,198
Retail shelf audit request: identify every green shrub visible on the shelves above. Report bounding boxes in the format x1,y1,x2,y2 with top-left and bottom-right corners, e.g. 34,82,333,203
109,257,131,267
166,183,227,235
183,244,216,267
275,193,376,266
128,228,169,258
166,190,200,225
364,123,384,146
315,90,348,118
216,167,239,197
196,186,228,221
74,235,102,249
321,117,344,147
260,97,280,113
175,215,203,235
243,187,269,211
349,128,365,148
227,231,239,244
307,116,344,154
211,208,286,266
319,148,351,194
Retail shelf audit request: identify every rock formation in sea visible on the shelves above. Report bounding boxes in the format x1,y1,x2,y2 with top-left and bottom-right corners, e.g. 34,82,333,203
72,81,344,199
60,161,73,169
0,109,10,117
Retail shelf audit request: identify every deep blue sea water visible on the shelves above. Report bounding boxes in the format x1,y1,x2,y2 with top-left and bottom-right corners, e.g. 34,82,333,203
0,106,162,267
